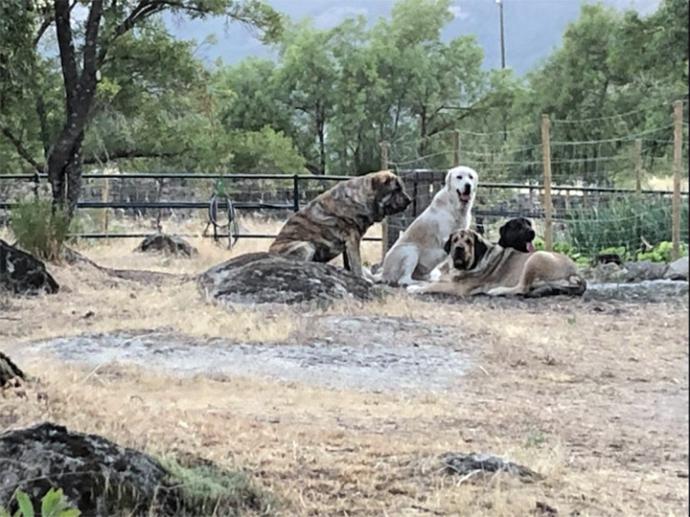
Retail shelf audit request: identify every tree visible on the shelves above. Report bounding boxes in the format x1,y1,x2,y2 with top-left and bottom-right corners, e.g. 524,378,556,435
0,0,281,217
276,21,339,175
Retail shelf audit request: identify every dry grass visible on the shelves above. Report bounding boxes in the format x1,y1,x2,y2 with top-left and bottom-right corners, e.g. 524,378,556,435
0,225,688,516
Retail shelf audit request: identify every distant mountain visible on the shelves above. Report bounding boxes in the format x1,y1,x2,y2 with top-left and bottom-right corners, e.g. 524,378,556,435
165,0,661,75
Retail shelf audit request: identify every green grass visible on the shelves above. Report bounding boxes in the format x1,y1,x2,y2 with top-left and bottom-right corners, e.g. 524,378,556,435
159,457,277,516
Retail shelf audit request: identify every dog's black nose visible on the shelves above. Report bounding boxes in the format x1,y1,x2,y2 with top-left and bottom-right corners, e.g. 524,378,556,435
463,184,471,195
528,230,535,240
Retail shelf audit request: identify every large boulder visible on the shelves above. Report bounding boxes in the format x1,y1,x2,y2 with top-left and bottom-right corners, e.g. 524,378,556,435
0,240,58,294
199,252,384,306
664,256,689,281
135,234,197,257
622,260,668,282
0,423,271,516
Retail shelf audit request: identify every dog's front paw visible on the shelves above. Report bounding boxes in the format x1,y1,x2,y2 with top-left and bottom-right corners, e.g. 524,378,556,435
406,284,425,294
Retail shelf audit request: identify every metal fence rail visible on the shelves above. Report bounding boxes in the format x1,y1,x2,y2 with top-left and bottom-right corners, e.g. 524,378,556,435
0,171,687,244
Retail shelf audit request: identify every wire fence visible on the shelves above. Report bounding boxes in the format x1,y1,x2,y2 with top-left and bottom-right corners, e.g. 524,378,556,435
0,170,687,260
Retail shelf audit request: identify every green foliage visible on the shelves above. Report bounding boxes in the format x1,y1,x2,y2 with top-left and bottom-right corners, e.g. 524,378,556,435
230,127,306,173
160,457,276,515
566,196,688,257
0,0,686,186
637,241,688,262
533,237,590,267
10,200,74,261
0,489,80,517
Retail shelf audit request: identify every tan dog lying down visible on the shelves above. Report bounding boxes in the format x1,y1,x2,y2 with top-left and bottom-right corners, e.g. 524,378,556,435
408,229,586,297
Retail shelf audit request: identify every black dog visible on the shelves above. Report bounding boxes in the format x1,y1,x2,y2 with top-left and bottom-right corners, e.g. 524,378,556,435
498,217,535,253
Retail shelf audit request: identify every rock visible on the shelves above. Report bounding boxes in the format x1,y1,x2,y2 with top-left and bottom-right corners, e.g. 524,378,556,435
664,256,688,281
440,452,542,482
199,252,385,306
596,253,622,266
135,234,197,257
580,262,628,283
0,240,59,294
622,260,668,282
0,352,24,387
0,422,271,516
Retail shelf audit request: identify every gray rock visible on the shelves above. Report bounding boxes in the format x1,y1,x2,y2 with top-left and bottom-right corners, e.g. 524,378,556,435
441,452,541,482
664,256,688,281
0,352,24,388
0,422,270,516
623,260,668,282
199,252,385,306
0,240,59,294
135,234,197,257
581,262,628,283
0,422,173,515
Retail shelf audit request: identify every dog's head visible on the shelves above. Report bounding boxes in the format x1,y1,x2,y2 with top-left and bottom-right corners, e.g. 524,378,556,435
498,217,536,253
443,229,489,271
445,166,478,206
370,170,411,221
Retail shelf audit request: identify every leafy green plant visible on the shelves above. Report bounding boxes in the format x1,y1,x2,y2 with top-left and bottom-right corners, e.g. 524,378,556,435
565,196,688,259
10,200,75,261
0,489,80,517
636,241,688,263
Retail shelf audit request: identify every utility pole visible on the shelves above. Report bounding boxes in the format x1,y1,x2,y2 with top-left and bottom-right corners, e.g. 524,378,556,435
497,0,507,141
497,0,506,69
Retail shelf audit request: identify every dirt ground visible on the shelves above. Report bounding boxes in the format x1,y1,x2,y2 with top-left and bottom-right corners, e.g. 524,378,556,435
1,225,688,516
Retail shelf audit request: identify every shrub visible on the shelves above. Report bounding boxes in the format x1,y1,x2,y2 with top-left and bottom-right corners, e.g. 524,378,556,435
9,200,74,261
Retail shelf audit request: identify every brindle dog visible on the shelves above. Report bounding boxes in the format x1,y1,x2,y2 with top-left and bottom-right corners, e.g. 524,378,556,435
269,170,411,278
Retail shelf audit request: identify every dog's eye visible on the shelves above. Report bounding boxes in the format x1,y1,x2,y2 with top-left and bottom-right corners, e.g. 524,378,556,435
469,174,474,180
457,175,463,180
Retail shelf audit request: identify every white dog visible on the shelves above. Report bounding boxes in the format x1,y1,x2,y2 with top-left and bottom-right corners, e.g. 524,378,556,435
376,166,478,286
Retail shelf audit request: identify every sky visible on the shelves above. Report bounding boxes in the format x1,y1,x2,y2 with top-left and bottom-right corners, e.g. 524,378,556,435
164,0,663,75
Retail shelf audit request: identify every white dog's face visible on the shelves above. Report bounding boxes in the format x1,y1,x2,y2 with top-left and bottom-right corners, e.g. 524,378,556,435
445,166,479,205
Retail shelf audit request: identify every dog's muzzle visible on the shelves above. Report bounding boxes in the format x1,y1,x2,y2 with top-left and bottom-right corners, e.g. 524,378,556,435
452,248,466,269
457,185,473,203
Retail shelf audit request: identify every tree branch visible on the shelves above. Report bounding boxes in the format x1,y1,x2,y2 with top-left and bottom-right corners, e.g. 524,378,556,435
0,126,44,173
33,0,78,47
54,0,79,109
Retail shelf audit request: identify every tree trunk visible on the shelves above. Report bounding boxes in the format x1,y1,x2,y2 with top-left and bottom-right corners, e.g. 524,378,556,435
49,0,103,218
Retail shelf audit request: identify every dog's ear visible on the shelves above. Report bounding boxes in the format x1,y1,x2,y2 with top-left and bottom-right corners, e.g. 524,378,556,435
443,236,452,255
472,232,488,267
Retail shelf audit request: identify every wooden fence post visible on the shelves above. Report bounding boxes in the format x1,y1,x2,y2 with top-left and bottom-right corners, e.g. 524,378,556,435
634,138,642,194
380,141,390,261
452,130,460,167
541,114,554,251
672,100,683,260
102,178,110,235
